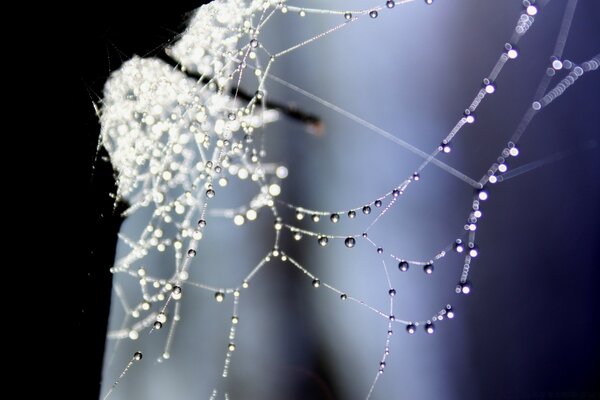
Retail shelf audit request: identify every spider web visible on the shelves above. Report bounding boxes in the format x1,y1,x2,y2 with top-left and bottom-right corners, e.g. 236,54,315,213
98,1,599,399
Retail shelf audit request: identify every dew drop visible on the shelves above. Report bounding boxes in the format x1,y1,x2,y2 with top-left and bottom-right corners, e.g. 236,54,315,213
133,351,143,361
446,307,455,319
153,321,163,330
347,210,356,219
456,281,472,295
318,236,329,246
469,245,479,258
362,205,371,215
157,312,167,323
312,279,321,288
293,232,303,241
311,214,320,222
386,0,395,8
296,211,304,220
215,292,225,302
228,343,236,352
423,263,434,275
389,288,396,296
344,237,356,248
198,219,207,228
344,12,352,20
425,322,435,334
392,189,400,197
398,261,409,272
330,213,340,223
377,247,384,254
369,10,378,18
374,200,382,207
172,286,182,295
440,142,452,153
425,0,434,4
187,249,197,257
406,324,416,334
206,189,215,198
249,39,259,48
454,240,465,253
340,293,348,300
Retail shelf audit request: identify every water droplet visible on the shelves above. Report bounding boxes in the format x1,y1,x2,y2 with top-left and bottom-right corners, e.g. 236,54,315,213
483,78,496,94
318,236,328,246
456,281,472,295
469,245,479,258
532,101,542,110
374,200,382,207
446,307,455,319
153,321,163,330
412,172,420,181
312,214,320,222
344,12,353,20
369,10,378,18
198,219,207,227
389,315,395,321
312,279,321,288
406,324,416,334
249,39,259,48
293,232,303,241
454,240,465,253
133,351,143,361
386,0,396,8
206,189,215,198
296,211,304,220
388,289,396,296
506,46,519,59
423,263,434,275
340,293,348,300
398,261,409,272
425,322,435,334
157,312,167,323
377,247,384,254
227,112,236,121
255,90,264,100
345,237,356,248
172,286,182,295
362,206,371,215
425,0,434,4
187,249,196,257
228,343,236,351
392,189,400,197
464,110,476,123
440,142,452,153
215,292,225,302
330,213,340,223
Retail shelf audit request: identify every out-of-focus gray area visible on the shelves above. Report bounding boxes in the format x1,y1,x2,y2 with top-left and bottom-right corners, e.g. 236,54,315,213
102,1,600,399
